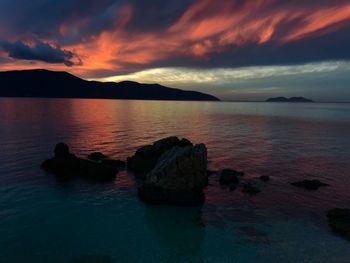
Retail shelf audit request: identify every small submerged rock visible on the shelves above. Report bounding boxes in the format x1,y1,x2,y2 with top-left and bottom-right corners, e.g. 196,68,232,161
41,143,118,181
259,175,270,182
291,179,329,190
219,169,244,185
327,208,350,239
242,182,261,195
137,139,208,206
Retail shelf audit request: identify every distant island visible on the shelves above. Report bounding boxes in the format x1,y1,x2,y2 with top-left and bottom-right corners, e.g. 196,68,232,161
0,69,219,101
266,97,314,102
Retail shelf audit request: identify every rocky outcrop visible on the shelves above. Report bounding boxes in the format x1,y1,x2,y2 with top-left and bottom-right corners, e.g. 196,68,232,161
291,179,329,190
138,143,208,206
41,143,118,180
127,136,192,177
327,208,350,239
219,169,244,185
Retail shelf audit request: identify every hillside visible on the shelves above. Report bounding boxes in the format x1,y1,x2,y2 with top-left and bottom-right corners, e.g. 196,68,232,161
0,69,219,101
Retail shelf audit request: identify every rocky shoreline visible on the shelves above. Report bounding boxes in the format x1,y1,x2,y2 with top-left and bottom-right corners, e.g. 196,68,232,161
41,136,350,240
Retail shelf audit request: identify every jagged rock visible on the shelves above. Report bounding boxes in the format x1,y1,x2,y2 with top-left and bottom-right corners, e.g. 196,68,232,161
41,143,118,180
327,208,350,239
127,136,193,177
138,143,208,206
291,179,329,190
242,182,261,195
219,169,243,185
259,175,270,182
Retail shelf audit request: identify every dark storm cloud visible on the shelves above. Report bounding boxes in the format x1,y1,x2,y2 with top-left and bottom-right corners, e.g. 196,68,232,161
125,0,193,32
0,0,191,44
0,0,118,42
0,40,82,66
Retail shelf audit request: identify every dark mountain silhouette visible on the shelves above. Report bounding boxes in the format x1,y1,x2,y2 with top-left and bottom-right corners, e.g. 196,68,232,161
266,96,314,102
0,69,219,101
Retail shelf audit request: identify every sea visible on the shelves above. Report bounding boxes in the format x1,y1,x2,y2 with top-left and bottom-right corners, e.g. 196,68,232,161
0,98,350,263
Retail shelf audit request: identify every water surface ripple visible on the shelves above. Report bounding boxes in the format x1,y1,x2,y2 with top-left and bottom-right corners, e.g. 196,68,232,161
1,98,350,263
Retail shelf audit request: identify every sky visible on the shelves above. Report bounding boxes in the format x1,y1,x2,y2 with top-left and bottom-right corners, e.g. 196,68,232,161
0,0,350,101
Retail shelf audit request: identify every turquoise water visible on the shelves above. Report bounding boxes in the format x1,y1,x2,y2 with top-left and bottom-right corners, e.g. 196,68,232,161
1,98,350,263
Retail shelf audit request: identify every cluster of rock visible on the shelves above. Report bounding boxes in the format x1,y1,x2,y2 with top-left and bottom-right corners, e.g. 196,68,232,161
216,169,331,195
42,137,208,206
127,137,208,206
41,141,332,200
41,143,123,181
216,168,267,195
41,137,350,242
42,139,330,202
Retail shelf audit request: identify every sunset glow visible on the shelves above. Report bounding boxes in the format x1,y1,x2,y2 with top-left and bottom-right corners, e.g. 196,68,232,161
0,0,350,100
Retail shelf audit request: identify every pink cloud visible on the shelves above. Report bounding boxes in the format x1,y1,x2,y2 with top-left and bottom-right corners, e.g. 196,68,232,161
1,0,350,77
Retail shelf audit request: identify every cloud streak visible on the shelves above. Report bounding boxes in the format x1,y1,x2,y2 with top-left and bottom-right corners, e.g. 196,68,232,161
0,0,350,100
60,0,350,77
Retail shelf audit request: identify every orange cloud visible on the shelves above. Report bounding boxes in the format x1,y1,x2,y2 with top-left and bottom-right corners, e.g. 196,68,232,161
1,0,350,77
283,2,350,42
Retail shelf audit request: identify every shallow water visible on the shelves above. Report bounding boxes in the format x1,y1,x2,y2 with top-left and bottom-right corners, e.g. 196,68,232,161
0,98,350,263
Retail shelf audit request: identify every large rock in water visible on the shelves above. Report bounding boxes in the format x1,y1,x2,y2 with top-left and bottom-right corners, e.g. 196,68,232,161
127,136,192,177
138,143,208,206
41,143,118,180
327,208,350,239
